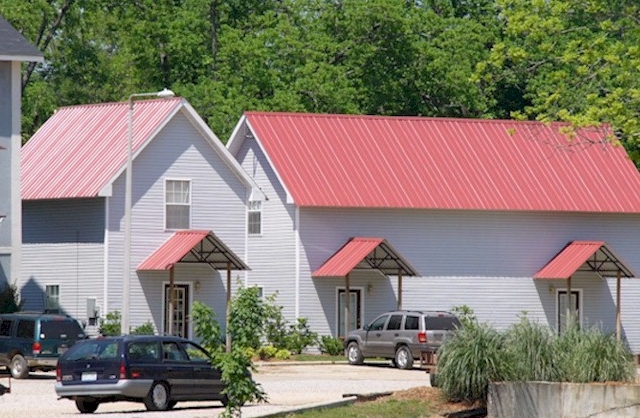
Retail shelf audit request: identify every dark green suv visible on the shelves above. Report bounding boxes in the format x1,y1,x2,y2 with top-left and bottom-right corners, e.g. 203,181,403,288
0,312,86,378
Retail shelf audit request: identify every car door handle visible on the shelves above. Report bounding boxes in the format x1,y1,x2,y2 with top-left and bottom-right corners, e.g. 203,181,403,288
194,367,202,371
394,333,399,337
166,367,174,371
375,333,381,337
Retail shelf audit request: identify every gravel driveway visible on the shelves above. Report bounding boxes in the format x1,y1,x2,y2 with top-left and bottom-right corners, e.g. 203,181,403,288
0,362,431,418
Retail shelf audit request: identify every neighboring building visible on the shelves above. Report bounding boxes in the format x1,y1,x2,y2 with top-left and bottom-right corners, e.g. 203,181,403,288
227,113,640,352
0,16,43,295
20,98,262,336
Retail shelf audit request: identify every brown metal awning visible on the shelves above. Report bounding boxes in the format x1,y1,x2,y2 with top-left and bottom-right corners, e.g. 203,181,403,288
138,230,249,271
534,240,636,341
312,237,418,278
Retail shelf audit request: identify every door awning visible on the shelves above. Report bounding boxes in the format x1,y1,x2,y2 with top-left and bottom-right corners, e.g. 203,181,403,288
534,241,636,280
138,230,249,271
312,237,419,277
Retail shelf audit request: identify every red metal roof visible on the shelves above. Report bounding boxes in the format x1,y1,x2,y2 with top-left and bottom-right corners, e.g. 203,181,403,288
138,230,249,271
534,241,636,279
21,97,182,200
243,112,640,212
312,237,418,277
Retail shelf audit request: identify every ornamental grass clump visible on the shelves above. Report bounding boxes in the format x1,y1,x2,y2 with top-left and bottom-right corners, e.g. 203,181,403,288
504,315,559,382
437,321,514,404
554,322,636,383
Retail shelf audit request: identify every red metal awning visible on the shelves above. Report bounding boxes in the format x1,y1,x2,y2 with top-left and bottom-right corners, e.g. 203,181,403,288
138,230,249,271
312,237,418,278
534,241,636,280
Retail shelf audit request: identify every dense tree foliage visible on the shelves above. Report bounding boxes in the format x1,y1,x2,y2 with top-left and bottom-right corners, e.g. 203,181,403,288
2,0,640,164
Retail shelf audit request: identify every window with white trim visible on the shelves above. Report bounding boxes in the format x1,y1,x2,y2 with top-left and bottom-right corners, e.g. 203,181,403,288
45,285,60,313
248,200,262,235
165,180,191,230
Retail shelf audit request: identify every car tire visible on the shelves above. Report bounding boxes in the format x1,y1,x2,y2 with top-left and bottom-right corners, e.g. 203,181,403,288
167,400,177,410
346,342,364,365
9,354,29,379
144,381,170,411
75,398,99,414
394,346,413,370
221,394,229,407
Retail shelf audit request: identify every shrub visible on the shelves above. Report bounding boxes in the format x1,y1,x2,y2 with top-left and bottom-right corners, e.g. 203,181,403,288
284,318,318,354
98,311,121,336
0,282,21,313
257,345,278,360
131,321,155,335
274,348,291,360
319,335,344,356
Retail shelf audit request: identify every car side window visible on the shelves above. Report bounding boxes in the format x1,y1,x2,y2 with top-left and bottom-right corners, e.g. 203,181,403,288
181,341,211,363
162,341,188,362
404,316,419,330
387,315,402,330
0,319,12,336
128,341,159,361
16,320,35,339
369,315,388,331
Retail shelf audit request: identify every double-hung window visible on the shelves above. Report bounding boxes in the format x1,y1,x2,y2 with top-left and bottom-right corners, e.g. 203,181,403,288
248,200,262,235
165,180,191,230
45,285,60,313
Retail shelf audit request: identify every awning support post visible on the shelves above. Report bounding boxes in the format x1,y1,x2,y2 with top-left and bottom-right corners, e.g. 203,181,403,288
397,269,403,310
345,273,350,337
168,267,175,336
566,275,572,331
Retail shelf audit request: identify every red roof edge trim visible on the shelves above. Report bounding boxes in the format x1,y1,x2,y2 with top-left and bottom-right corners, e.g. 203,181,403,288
138,230,210,271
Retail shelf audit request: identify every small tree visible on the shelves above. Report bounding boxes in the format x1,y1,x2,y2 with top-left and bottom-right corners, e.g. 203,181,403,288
228,285,265,350
192,301,267,418
0,282,22,313
98,311,121,336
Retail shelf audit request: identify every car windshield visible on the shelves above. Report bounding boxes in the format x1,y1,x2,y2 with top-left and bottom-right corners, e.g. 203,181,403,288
41,320,85,339
64,340,119,361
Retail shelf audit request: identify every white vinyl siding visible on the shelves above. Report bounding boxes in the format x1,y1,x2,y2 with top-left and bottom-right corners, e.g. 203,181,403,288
106,112,248,334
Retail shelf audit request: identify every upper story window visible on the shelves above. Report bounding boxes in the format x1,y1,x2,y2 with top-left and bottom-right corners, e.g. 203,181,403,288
45,285,60,313
165,180,191,230
248,200,262,235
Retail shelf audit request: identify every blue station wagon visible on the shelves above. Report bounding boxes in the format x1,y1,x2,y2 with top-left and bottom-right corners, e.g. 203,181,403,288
55,335,227,413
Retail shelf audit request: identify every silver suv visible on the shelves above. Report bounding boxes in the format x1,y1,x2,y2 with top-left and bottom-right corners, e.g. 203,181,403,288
344,310,460,369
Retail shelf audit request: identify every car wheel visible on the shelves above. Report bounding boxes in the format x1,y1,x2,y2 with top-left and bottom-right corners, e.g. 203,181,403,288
221,394,229,407
75,398,99,414
167,400,177,410
144,381,170,411
394,346,413,370
9,354,29,379
346,342,364,365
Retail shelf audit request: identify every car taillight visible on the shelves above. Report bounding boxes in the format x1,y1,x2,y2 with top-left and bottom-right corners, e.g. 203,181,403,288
32,341,41,354
418,332,427,343
119,361,127,379
56,364,62,382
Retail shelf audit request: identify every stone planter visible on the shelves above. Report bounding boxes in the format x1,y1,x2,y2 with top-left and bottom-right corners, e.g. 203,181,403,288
488,381,640,418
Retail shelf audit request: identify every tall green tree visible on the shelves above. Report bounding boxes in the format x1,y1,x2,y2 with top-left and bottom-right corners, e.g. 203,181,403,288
480,0,640,161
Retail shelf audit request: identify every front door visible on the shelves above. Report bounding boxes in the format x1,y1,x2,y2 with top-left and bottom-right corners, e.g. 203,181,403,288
338,289,361,338
164,284,189,338
557,289,580,333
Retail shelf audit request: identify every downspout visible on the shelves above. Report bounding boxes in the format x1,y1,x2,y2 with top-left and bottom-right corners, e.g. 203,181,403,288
103,197,110,320
616,270,621,341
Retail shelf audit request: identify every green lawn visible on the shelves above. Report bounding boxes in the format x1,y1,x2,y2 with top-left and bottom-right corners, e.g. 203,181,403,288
280,398,436,418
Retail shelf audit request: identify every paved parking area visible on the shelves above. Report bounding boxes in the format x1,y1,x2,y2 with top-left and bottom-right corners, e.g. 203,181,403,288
0,362,431,418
